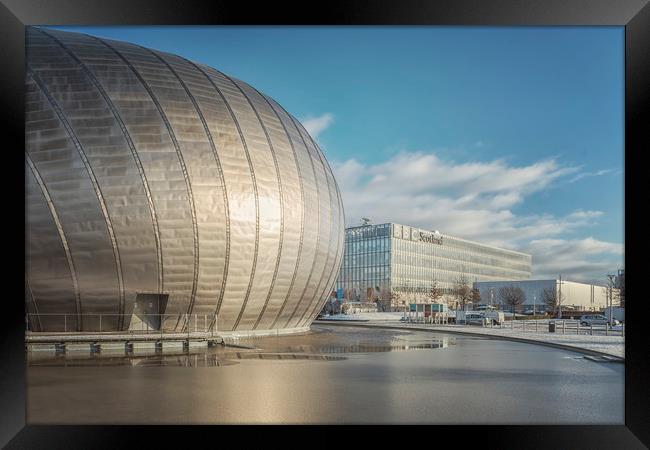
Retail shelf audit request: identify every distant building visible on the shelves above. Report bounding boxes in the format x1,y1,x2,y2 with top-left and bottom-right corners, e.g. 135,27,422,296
335,223,532,310
615,269,625,307
474,279,619,312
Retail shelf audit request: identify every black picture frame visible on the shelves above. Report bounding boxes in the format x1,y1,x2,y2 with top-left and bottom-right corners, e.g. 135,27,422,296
1,0,647,447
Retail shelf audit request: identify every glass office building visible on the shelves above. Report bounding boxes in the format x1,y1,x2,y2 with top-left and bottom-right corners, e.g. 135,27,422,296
335,223,531,308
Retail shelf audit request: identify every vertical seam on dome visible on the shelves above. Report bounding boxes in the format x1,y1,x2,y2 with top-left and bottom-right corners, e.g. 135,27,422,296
25,152,82,330
25,276,43,332
145,50,232,332
257,93,306,331
314,132,346,320
311,171,342,322
302,131,345,324
302,164,340,323
225,76,284,331
95,38,200,332
37,28,165,304
293,122,337,327
190,63,260,332
28,68,126,330
303,130,345,321
281,114,323,329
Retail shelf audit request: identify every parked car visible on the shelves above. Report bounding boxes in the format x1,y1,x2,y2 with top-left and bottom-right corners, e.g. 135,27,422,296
464,313,490,326
601,307,625,323
579,314,620,327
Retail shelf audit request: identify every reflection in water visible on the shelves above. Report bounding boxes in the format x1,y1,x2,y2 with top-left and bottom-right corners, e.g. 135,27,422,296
26,325,624,424
315,338,450,354
28,350,348,367
27,329,453,367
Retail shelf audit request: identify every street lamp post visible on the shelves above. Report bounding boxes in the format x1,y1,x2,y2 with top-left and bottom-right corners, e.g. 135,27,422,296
557,274,563,319
607,274,615,326
533,295,536,317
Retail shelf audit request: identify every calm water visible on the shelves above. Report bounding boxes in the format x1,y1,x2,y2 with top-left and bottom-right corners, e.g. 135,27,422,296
27,324,624,424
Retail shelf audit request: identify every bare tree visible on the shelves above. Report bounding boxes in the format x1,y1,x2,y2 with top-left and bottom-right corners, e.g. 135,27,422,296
619,284,625,308
471,286,481,305
388,290,402,313
427,281,443,304
541,287,558,311
602,275,621,324
453,274,472,310
499,285,526,313
603,275,621,307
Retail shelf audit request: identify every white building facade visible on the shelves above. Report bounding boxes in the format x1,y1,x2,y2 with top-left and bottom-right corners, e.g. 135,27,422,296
474,279,620,312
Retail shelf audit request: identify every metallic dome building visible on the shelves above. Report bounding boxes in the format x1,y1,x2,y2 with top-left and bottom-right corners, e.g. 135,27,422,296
25,27,345,334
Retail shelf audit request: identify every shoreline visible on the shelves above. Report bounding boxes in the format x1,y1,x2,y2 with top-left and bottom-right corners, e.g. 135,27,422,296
313,319,624,361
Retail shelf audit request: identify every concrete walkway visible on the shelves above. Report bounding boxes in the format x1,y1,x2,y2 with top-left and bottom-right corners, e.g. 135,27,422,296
314,319,625,360
25,331,219,343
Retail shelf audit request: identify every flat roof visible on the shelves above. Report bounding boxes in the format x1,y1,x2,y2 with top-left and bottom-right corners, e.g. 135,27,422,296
345,222,531,258
474,279,608,288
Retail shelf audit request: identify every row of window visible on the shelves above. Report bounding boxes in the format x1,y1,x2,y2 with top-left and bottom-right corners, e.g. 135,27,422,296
392,248,531,273
392,261,530,281
345,223,391,240
344,237,390,254
392,223,530,264
393,239,530,273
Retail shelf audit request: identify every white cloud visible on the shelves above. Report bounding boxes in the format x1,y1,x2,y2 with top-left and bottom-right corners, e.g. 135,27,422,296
332,151,581,240
331,150,622,280
300,113,334,139
569,169,612,183
525,237,623,283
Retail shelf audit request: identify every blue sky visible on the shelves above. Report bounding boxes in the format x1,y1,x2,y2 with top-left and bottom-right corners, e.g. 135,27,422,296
49,26,624,283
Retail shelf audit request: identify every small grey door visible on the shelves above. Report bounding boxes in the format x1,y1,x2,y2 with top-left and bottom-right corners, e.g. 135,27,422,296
132,293,169,330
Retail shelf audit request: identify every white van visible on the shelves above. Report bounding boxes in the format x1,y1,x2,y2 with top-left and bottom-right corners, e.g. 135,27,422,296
482,310,505,325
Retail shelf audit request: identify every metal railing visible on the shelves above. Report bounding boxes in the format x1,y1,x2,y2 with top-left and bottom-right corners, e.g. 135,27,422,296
26,313,218,335
502,319,624,337
398,316,624,337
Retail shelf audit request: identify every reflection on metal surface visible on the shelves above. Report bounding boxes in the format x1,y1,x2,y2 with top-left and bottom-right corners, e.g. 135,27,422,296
25,27,344,333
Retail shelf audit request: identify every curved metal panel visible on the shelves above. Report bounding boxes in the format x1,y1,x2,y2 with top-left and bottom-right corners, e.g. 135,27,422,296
74,34,196,327
25,153,80,331
227,77,288,330
192,64,261,332
233,80,305,331
25,27,344,333
213,71,282,331
151,50,230,327
301,130,346,325
285,117,331,328
38,28,164,303
28,66,127,329
97,38,201,331
25,60,121,330
264,99,320,330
